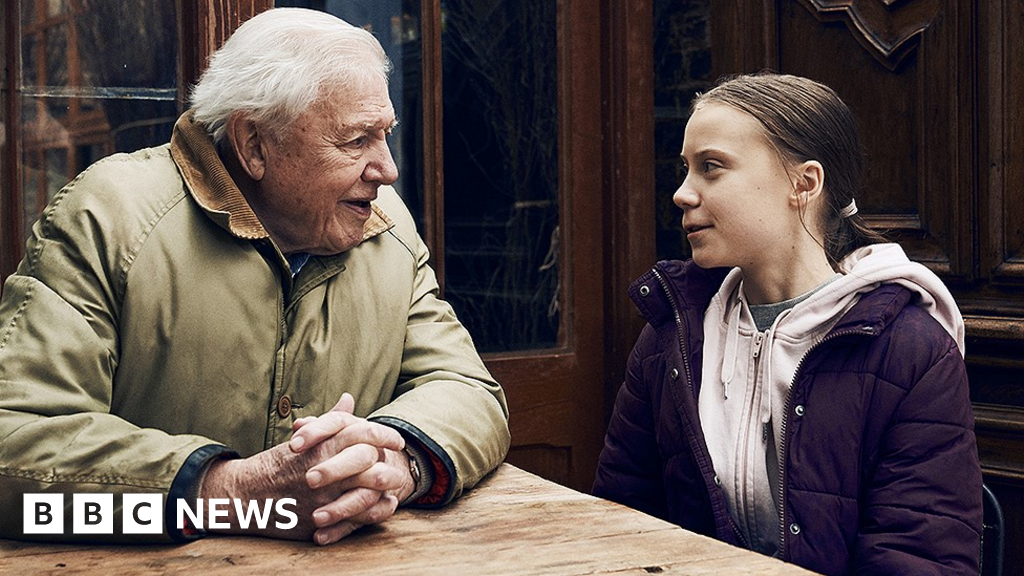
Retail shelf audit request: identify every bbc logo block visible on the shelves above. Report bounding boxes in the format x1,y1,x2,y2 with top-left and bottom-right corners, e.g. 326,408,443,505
123,494,164,534
23,493,164,535
23,494,64,534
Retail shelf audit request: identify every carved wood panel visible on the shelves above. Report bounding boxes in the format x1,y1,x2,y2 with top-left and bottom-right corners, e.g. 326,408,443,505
984,0,1024,282
795,0,935,71
710,0,974,279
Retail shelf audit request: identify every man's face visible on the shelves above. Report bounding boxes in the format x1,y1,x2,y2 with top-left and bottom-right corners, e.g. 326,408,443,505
250,74,398,255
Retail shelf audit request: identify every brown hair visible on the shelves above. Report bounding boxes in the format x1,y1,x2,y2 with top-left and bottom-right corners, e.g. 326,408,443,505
693,72,886,266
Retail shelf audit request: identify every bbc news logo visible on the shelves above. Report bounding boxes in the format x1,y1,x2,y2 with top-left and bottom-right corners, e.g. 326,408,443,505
23,494,298,535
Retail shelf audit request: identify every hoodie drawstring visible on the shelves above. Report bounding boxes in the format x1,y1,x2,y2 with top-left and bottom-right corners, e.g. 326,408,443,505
722,296,742,399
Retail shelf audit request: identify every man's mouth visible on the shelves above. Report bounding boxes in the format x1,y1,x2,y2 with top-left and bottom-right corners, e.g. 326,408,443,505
684,223,710,234
341,199,374,216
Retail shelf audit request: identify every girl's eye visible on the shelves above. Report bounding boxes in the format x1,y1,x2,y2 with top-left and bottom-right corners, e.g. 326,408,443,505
703,161,721,173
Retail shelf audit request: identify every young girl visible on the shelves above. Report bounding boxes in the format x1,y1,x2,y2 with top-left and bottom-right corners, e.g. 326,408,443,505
594,73,982,574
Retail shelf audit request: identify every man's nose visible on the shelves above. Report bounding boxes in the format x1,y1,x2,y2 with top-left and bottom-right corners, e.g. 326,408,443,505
366,140,399,185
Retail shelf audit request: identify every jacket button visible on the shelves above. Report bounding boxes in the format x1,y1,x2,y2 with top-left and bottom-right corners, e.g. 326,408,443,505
713,474,721,486
794,405,805,417
789,523,801,535
638,285,651,296
277,395,292,418
669,368,679,380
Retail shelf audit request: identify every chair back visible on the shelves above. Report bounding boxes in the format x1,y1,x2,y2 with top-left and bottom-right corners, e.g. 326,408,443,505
982,483,1004,576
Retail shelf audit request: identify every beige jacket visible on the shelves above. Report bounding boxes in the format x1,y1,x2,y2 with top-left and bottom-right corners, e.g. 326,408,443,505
0,112,510,541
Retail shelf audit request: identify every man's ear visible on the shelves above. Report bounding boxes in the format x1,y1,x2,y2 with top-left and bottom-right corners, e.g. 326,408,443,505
225,113,267,181
790,160,825,209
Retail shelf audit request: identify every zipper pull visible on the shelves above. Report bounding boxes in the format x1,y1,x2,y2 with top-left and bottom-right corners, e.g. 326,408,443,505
752,332,765,358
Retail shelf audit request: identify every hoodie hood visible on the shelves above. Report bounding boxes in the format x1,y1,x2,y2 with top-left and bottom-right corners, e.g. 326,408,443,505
826,243,965,355
713,242,965,398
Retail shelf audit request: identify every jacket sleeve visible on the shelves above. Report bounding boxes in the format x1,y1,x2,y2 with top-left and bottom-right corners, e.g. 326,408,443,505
0,186,225,542
592,325,668,519
855,336,982,574
368,228,510,506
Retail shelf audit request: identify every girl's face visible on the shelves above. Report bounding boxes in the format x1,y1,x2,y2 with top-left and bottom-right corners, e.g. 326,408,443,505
674,102,798,271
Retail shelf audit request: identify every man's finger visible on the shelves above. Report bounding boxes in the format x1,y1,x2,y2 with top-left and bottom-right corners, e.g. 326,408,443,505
348,493,399,525
330,420,405,453
306,444,395,489
313,520,360,546
310,453,409,494
311,487,385,528
292,416,316,431
289,410,359,453
329,392,356,414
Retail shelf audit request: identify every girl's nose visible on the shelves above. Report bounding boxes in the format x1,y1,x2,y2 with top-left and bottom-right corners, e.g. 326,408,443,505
673,179,699,210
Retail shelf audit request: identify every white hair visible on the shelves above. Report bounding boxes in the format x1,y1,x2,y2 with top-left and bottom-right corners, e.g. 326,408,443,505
189,8,391,145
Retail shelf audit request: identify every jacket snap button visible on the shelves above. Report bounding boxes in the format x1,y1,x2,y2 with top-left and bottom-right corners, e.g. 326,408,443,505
669,368,679,380
713,474,721,486
794,405,805,417
277,395,292,418
638,285,651,297
789,523,801,535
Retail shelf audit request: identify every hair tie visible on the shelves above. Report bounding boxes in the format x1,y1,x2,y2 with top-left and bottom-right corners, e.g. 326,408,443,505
839,198,858,219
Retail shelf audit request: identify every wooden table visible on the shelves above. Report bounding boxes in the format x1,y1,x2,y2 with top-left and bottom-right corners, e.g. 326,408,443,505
0,464,815,574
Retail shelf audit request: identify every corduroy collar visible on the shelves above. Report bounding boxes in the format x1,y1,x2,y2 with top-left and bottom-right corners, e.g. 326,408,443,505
169,110,394,244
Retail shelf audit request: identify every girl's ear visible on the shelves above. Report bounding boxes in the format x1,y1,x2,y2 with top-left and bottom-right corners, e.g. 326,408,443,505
225,113,267,181
790,160,825,210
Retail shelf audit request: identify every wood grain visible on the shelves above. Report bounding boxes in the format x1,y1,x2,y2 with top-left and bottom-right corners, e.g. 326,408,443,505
0,464,816,575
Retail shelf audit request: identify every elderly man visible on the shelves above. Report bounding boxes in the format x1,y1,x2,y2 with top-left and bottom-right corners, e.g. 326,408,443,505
0,8,509,545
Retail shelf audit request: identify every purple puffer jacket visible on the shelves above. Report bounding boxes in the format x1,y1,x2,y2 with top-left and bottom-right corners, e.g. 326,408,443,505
594,259,982,575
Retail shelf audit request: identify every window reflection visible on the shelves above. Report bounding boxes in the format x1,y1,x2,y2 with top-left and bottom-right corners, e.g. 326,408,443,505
653,0,712,262
441,0,560,352
18,0,178,239
1,8,5,154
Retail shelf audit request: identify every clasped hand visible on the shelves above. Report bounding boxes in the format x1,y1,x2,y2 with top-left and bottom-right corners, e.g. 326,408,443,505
200,393,416,544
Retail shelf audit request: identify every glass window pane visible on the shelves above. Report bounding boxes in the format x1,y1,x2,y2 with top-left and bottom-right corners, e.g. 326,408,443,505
22,2,176,91
441,0,560,352
43,24,68,87
653,0,712,262
1,5,8,246
17,1,178,241
19,96,177,236
23,154,41,234
275,0,425,228
47,0,69,18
